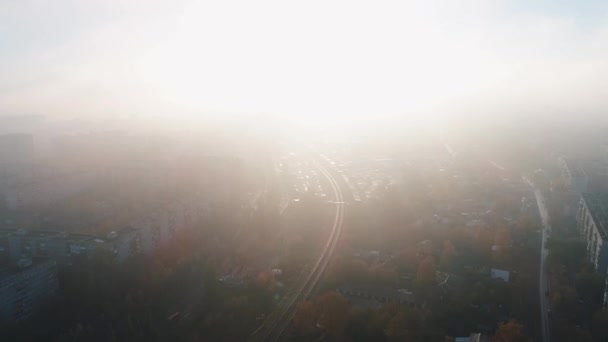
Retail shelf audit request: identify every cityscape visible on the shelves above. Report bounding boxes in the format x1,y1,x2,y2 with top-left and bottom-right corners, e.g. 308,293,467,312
2,1,608,341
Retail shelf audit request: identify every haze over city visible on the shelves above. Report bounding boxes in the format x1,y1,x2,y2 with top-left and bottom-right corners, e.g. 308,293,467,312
2,0,608,122
2,1,608,342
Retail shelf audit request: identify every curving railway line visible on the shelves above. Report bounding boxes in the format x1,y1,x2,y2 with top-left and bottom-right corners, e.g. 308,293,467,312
250,158,345,342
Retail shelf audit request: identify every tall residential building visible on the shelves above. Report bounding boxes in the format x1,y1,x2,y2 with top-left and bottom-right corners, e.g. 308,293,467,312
559,158,589,194
0,227,140,268
0,258,59,325
577,193,608,272
577,193,608,308
1,229,98,268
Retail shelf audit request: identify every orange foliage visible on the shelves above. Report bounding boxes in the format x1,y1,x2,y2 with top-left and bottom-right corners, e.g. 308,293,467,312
416,256,436,285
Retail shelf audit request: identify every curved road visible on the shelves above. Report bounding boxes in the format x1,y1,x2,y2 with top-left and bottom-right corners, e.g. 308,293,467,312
250,158,345,342
524,176,551,342
445,140,551,341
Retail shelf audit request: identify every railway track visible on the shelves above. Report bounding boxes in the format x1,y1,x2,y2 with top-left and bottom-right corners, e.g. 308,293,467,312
250,159,345,342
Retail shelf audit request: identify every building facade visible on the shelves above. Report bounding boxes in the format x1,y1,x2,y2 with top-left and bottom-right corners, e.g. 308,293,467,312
0,258,59,325
577,193,608,308
577,193,608,272
0,229,99,268
559,158,589,194
0,227,140,268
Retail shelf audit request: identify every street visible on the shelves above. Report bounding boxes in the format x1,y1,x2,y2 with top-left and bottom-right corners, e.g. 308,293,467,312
524,176,552,342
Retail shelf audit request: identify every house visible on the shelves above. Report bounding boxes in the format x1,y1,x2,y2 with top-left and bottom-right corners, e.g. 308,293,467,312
454,333,489,342
338,285,416,308
490,269,510,282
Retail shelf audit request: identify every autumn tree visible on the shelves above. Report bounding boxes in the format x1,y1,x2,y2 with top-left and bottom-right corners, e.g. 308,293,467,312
385,312,412,341
293,301,318,335
224,295,250,319
591,310,608,341
494,227,512,249
517,215,534,232
440,240,457,270
473,226,494,258
551,284,578,319
396,248,418,274
416,256,436,287
493,320,530,342
316,291,350,338
254,270,275,291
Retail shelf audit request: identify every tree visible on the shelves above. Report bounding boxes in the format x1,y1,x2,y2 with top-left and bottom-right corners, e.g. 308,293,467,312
517,215,534,232
493,320,530,342
293,301,318,335
416,256,436,287
494,227,512,248
385,312,412,341
396,249,418,274
440,240,457,269
316,291,350,338
592,310,608,341
224,295,250,319
345,308,387,342
370,266,399,287
254,270,274,290
552,285,578,318
575,271,606,319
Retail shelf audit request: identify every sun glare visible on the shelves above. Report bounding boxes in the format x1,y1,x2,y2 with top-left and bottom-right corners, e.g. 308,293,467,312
139,0,492,121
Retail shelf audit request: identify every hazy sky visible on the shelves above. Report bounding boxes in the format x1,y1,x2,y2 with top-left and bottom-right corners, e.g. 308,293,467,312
1,0,607,121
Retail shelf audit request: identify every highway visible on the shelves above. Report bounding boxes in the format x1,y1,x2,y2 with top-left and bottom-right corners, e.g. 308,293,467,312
523,176,552,342
250,157,345,342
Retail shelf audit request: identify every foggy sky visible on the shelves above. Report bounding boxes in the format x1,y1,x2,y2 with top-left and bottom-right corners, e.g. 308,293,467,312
1,0,607,121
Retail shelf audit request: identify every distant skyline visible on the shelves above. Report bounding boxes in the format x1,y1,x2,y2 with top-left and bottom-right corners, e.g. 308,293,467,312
1,0,607,121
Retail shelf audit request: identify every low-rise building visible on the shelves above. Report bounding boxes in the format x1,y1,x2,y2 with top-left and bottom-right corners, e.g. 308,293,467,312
338,285,416,308
454,333,489,342
0,258,59,325
490,269,510,283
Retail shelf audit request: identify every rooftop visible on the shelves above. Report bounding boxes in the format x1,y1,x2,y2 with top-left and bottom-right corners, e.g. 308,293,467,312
490,268,510,282
338,285,416,304
0,227,136,244
0,257,56,280
561,158,587,178
582,193,608,239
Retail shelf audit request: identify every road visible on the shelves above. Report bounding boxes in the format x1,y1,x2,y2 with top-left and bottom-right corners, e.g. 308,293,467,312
250,157,345,342
523,176,552,342
444,139,552,341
